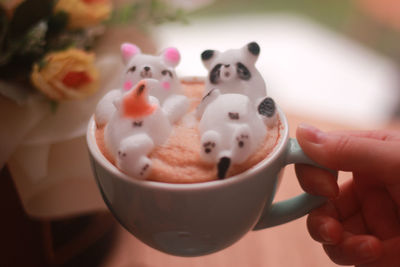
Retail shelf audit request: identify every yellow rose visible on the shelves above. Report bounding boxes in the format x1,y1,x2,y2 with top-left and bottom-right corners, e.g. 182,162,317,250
55,0,112,29
31,49,99,101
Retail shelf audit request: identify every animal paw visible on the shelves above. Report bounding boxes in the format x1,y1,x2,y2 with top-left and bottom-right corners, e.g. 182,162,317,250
236,133,249,149
95,89,121,127
258,97,276,118
116,134,154,179
258,97,278,128
200,130,221,163
117,151,152,179
162,94,189,124
137,157,152,179
231,125,253,164
195,88,221,119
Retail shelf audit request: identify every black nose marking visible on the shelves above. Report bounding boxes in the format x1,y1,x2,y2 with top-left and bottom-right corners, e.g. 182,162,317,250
144,66,150,71
224,64,230,68
217,157,231,179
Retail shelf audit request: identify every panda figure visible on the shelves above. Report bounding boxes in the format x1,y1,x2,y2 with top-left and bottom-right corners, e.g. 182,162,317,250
95,43,188,127
104,80,172,179
198,89,267,179
199,42,277,128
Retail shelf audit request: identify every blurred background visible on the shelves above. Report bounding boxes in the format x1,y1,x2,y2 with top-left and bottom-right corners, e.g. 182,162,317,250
1,0,399,266
155,0,400,128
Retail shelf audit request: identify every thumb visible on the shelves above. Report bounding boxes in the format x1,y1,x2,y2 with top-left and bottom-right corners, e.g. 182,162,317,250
296,124,399,176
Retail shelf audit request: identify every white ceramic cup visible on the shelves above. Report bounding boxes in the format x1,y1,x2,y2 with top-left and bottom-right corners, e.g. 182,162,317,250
87,107,327,257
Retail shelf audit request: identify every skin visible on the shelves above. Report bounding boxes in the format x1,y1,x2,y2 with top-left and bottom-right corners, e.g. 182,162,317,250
356,0,400,30
295,123,400,266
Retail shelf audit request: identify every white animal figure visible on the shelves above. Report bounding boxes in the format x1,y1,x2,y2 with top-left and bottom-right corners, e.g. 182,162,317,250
104,80,172,179
198,89,267,179
121,43,188,123
200,42,277,127
94,43,188,126
120,42,181,95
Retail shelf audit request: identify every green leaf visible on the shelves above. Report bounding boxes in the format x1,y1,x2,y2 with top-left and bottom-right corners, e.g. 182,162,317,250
7,0,53,40
18,21,48,57
47,11,68,37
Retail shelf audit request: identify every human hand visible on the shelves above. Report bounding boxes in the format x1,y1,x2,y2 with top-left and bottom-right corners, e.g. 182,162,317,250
295,123,400,266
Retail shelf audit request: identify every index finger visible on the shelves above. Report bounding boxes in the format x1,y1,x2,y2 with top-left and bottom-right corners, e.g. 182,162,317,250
330,129,400,142
296,124,400,182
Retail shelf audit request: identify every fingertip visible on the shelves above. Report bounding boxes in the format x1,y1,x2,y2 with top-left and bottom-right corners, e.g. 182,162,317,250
296,123,326,145
298,124,397,173
357,238,383,261
296,123,330,169
323,235,383,265
307,212,343,245
295,164,339,199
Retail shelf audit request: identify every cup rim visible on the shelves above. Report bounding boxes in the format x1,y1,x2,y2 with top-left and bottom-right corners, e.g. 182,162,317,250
87,106,289,191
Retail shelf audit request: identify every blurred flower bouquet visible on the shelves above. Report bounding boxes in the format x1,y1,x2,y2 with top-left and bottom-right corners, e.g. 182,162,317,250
0,0,185,104
0,0,190,218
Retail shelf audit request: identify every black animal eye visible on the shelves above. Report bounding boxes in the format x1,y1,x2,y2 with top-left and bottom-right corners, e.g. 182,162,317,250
209,64,222,84
127,66,136,73
161,70,173,78
236,62,251,80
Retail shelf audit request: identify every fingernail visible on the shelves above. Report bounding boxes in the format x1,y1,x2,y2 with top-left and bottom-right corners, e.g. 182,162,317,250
298,123,326,144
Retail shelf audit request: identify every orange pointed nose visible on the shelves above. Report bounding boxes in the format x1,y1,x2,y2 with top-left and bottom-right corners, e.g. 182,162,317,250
122,80,157,119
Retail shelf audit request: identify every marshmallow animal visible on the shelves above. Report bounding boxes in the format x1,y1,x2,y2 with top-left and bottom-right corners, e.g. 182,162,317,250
104,80,172,179
198,89,267,179
199,42,277,127
201,42,266,104
95,43,188,126
121,43,188,123
120,43,181,95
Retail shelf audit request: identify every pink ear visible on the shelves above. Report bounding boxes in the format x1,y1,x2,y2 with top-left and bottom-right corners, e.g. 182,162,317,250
162,47,180,67
121,43,141,64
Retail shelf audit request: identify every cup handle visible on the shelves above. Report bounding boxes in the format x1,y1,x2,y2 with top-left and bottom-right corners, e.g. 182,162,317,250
253,138,333,230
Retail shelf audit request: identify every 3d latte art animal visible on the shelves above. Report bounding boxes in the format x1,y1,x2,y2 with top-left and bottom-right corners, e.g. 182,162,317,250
94,42,279,180
196,42,278,178
95,43,188,127
103,80,172,179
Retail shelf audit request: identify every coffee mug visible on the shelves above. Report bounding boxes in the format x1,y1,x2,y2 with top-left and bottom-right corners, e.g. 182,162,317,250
87,107,328,257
